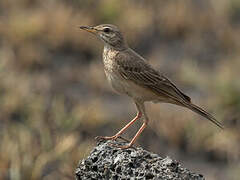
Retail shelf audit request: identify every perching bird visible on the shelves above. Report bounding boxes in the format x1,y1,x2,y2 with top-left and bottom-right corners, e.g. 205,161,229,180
79,24,223,149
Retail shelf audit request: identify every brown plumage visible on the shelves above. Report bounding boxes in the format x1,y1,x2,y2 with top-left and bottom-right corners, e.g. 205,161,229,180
80,24,223,149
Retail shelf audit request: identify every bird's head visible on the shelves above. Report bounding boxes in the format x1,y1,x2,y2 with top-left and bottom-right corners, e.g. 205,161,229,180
79,24,128,50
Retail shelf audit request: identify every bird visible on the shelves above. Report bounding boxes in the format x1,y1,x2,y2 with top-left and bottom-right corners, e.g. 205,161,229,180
79,24,224,149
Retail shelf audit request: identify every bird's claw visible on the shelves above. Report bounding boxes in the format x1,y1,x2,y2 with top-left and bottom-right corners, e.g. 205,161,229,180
95,135,130,142
117,136,130,142
109,143,137,150
95,136,137,150
95,135,117,142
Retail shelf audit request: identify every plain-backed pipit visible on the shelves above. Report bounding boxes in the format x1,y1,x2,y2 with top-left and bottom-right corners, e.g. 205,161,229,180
80,24,223,149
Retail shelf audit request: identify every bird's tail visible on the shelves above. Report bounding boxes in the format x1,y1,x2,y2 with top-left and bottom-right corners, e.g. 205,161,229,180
182,102,224,129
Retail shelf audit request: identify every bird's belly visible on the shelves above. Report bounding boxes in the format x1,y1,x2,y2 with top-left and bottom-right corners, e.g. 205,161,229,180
124,82,160,102
105,71,126,94
105,71,160,102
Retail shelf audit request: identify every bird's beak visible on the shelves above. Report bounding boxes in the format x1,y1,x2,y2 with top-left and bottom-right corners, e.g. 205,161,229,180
79,26,97,34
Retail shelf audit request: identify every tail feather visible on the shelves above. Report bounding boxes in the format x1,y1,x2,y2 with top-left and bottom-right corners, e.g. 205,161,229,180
183,102,224,129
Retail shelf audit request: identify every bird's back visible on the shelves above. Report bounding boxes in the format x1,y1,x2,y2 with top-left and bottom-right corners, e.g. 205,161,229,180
103,47,191,104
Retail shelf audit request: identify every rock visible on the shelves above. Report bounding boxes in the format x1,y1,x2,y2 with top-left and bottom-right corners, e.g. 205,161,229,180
75,140,205,180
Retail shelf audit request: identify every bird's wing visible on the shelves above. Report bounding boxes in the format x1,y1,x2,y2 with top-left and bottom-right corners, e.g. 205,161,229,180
115,50,191,103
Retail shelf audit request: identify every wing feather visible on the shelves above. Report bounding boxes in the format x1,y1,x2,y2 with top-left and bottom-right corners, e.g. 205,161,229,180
113,49,223,129
115,50,191,103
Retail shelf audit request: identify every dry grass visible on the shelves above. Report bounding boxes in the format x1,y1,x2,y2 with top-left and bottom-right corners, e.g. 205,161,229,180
0,0,239,179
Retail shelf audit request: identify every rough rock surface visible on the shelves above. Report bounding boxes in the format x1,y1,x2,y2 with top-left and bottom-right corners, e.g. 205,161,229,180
75,140,205,180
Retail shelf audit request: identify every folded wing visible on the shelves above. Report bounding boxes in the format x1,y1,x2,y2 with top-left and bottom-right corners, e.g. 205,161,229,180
115,51,191,104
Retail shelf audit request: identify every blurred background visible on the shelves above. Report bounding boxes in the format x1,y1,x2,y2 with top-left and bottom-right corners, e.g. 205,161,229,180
0,0,240,179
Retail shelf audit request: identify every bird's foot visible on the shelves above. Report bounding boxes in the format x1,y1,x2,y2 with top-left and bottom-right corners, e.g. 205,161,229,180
95,135,130,142
95,135,136,149
109,142,137,150
117,136,130,142
95,135,118,142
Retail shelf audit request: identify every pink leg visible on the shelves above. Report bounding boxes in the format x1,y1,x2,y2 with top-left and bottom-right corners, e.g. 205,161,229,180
119,120,148,149
113,102,149,149
95,111,142,141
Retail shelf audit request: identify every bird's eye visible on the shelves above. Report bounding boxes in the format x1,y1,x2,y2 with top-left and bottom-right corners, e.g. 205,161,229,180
103,28,110,33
